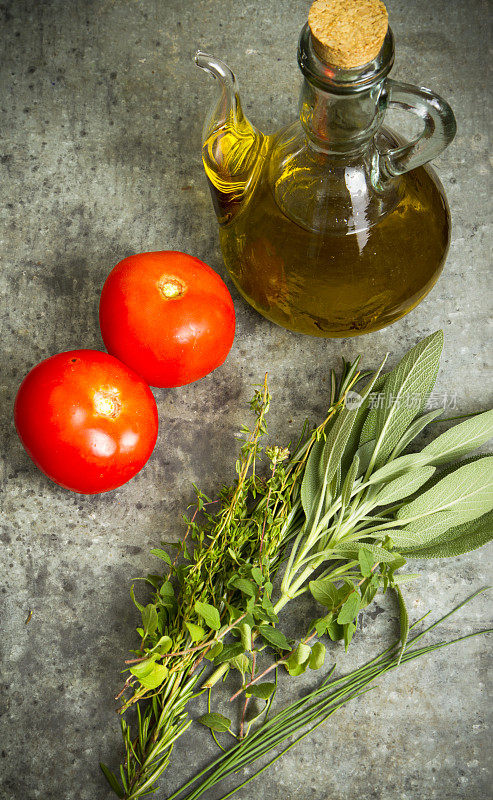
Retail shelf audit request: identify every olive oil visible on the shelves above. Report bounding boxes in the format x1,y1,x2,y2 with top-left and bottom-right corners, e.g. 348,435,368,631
210,133,450,337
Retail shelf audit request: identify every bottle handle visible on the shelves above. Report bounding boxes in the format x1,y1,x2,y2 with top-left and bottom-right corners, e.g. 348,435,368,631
378,78,456,178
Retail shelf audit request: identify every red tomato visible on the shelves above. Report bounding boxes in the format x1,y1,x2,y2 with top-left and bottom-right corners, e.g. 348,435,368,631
99,251,235,388
14,350,158,494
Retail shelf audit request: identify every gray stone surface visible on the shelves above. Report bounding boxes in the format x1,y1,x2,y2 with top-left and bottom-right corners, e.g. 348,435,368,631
0,0,491,798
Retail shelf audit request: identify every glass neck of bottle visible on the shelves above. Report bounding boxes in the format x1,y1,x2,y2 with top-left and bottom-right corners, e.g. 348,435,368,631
297,22,394,155
299,79,387,155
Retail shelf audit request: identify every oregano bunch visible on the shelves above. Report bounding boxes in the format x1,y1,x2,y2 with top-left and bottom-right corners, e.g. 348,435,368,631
101,331,493,799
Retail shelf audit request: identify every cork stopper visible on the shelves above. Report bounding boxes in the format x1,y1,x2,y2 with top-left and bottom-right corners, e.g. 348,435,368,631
308,0,388,69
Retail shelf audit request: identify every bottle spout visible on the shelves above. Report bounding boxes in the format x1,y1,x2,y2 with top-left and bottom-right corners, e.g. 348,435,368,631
195,51,236,92
195,51,242,139
195,50,264,224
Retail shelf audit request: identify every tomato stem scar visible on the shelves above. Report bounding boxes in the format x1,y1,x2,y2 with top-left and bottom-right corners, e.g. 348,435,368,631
94,390,121,419
157,275,187,299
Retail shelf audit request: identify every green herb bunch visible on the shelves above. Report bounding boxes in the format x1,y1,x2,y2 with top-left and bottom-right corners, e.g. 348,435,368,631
168,589,491,800
101,374,345,798
101,331,493,799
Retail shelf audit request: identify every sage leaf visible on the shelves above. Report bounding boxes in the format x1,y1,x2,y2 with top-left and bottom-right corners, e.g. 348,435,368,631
309,578,338,608
400,509,493,558
368,452,431,486
354,374,387,449
194,601,221,630
375,466,436,506
185,622,205,643
321,406,360,499
421,409,493,465
337,592,360,624
355,439,376,476
392,506,488,548
197,712,231,733
322,361,387,489
301,437,324,519
309,641,326,670
245,682,276,700
341,453,360,510
259,625,291,650
397,457,493,527
391,408,444,458
372,331,443,469
360,407,378,446
304,363,387,535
